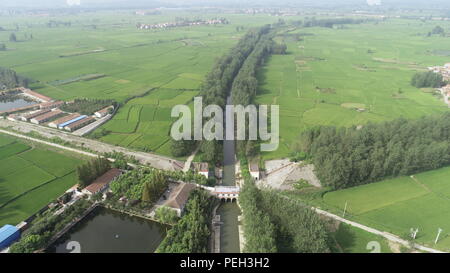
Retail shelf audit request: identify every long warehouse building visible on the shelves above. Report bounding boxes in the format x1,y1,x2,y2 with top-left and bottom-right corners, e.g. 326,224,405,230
0,225,20,250
58,115,87,129
48,113,80,128
30,110,63,124
65,116,95,132
21,109,51,121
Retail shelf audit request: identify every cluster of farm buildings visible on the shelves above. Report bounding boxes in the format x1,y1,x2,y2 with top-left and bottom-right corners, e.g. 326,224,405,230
428,63,450,107
0,158,250,250
136,18,229,30
0,87,264,251
0,87,114,133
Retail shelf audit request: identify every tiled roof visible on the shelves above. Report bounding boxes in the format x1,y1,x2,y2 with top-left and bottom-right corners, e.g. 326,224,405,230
32,110,62,122
165,183,196,209
23,109,50,119
20,88,53,102
84,168,122,194
51,113,80,125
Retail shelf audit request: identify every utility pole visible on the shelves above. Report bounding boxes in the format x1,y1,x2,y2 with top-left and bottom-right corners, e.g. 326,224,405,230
435,228,443,245
410,228,419,239
342,201,348,218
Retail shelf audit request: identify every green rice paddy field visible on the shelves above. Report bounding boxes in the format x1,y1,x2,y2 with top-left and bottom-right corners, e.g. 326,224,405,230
0,134,82,226
4,12,449,158
289,166,450,251
0,11,278,155
257,19,450,159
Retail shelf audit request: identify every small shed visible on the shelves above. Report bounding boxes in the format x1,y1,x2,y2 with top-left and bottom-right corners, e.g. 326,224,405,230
0,225,20,249
249,162,260,180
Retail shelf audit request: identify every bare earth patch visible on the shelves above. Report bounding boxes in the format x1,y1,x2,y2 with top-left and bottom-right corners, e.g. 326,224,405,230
259,159,321,190
388,241,402,253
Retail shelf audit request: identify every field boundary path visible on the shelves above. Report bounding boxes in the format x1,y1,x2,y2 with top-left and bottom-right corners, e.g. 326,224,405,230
0,119,182,171
313,207,445,253
183,145,200,173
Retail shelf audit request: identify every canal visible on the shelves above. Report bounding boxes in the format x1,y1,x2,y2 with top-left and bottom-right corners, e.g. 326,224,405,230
216,96,242,253
47,206,170,253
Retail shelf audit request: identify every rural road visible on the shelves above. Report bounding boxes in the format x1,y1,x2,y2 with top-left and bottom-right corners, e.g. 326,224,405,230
1,119,444,253
0,119,183,171
266,190,445,253
313,207,445,253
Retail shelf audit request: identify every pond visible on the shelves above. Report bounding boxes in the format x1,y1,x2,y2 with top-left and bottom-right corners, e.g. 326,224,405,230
47,207,170,253
0,98,36,112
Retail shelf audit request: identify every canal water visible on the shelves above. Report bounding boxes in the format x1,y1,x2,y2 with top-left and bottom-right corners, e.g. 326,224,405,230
0,98,36,112
216,96,242,253
47,207,170,253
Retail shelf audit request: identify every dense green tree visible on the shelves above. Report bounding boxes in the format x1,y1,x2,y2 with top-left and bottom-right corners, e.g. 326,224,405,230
60,98,115,115
245,140,259,157
239,174,278,253
0,67,29,89
141,182,152,203
170,139,197,157
197,25,274,162
200,140,221,164
9,235,44,253
156,190,213,253
303,18,370,28
411,71,444,88
9,33,16,42
9,199,91,253
77,157,111,188
431,25,445,35
298,113,450,189
109,167,207,203
155,206,179,225
271,42,287,55
239,159,330,253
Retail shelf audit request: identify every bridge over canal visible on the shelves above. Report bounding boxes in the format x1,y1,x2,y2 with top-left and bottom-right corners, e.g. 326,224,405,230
199,186,240,202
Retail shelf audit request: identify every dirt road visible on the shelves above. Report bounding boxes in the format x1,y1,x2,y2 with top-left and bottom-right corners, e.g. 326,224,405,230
314,207,444,253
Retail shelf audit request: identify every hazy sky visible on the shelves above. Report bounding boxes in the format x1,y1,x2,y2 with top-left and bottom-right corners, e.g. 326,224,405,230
1,0,449,9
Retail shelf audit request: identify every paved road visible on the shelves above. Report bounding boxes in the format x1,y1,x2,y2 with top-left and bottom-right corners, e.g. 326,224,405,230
72,114,112,136
0,119,182,171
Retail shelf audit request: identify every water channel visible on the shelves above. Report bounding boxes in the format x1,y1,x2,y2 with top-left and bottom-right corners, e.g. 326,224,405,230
216,96,242,253
46,95,241,253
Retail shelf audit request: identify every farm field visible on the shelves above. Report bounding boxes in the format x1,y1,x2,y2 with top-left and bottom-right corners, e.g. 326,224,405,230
331,223,392,253
0,11,278,156
0,133,82,226
314,166,450,251
98,88,199,154
256,19,450,159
